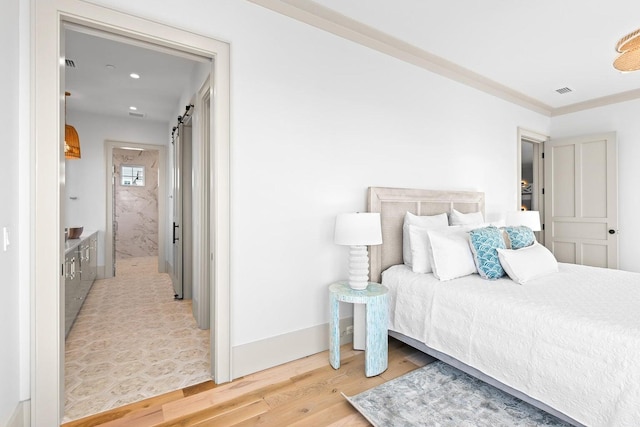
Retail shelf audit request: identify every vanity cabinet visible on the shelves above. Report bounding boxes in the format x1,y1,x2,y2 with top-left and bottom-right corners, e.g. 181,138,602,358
65,231,98,338
64,251,81,337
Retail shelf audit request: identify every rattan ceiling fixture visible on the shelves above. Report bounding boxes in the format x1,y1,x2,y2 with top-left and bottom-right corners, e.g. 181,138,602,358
614,28,640,72
64,91,81,159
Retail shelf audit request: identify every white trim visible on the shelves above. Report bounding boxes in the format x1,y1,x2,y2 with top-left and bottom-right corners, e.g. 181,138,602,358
105,141,167,277
211,32,232,384
551,88,640,116
63,22,211,63
248,0,552,116
32,1,232,424
248,0,640,117
6,400,30,427
232,319,354,378
18,0,33,402
193,76,211,329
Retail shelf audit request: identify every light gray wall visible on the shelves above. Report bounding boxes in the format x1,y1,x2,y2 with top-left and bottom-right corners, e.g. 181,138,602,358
65,110,168,267
551,99,640,273
1,0,22,424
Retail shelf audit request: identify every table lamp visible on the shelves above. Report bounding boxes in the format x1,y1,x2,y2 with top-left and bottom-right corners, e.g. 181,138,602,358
505,210,541,231
334,212,382,290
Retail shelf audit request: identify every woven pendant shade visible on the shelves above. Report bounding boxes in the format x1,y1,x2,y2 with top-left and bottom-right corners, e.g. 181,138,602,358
65,124,81,159
616,28,640,53
64,91,81,159
614,28,640,72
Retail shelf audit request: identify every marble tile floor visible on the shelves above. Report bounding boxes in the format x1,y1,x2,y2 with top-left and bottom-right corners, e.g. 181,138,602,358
63,256,210,423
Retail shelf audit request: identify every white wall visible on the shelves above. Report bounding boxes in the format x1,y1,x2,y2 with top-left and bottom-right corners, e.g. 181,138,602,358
85,0,550,351
1,0,22,424
551,99,640,273
65,110,168,267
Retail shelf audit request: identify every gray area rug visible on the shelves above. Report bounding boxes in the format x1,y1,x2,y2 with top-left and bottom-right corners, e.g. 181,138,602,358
346,361,572,427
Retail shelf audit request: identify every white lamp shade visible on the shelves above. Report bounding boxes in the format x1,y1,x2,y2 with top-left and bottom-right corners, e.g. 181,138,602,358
505,211,541,231
334,213,383,246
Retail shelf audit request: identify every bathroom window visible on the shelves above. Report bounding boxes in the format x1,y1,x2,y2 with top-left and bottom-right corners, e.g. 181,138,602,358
121,165,145,186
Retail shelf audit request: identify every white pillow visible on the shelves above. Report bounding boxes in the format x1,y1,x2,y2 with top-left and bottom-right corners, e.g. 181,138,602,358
409,225,435,274
497,242,559,285
402,212,448,266
449,208,484,226
427,227,477,281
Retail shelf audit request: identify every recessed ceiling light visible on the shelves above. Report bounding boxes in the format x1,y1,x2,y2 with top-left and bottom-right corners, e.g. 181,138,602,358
129,73,140,79
105,64,115,70
129,106,137,111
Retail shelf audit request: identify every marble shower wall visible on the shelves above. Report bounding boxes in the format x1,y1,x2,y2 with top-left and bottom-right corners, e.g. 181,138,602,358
114,148,159,259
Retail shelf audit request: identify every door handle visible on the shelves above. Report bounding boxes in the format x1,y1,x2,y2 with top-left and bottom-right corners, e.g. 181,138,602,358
173,222,180,243
608,229,616,235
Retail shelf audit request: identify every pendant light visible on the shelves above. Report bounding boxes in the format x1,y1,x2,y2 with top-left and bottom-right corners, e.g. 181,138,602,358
64,91,81,159
613,28,640,72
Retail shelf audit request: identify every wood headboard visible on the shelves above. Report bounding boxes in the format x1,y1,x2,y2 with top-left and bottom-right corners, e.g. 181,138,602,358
367,187,485,282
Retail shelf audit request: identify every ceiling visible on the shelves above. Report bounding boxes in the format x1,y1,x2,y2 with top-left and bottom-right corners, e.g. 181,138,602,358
65,1,640,120
307,0,640,114
65,27,202,123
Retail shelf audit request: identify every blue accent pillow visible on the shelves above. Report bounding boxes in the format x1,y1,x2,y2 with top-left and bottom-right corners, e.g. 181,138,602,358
468,226,506,280
502,226,536,250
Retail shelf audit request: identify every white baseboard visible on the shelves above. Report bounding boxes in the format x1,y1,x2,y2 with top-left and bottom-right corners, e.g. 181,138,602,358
166,260,173,277
6,400,30,427
232,317,353,378
96,265,106,280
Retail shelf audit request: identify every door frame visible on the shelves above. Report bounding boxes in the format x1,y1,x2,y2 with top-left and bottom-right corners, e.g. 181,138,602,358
193,77,212,329
32,1,231,424
105,141,167,277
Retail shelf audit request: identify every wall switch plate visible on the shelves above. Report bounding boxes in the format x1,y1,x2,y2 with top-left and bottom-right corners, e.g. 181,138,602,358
346,325,354,335
3,227,9,251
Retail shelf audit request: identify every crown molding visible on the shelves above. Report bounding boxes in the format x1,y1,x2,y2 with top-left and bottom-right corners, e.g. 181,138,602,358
248,0,640,118
248,0,553,116
551,88,640,116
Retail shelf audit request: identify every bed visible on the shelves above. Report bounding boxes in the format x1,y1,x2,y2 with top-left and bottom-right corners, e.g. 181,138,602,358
366,186,640,427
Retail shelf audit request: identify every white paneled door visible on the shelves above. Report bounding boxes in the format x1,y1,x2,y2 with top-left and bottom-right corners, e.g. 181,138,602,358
544,132,618,268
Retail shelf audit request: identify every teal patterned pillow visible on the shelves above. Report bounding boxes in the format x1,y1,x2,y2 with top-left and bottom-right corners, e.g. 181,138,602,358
502,226,536,250
468,226,506,280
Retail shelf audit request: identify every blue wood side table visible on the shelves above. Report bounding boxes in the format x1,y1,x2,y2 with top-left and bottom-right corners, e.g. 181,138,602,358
329,281,388,377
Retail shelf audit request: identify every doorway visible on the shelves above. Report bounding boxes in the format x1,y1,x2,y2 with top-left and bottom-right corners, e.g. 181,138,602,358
32,1,231,425
105,141,167,278
517,128,547,245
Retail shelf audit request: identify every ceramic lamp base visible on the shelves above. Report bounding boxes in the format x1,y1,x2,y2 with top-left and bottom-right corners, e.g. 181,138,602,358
348,245,370,290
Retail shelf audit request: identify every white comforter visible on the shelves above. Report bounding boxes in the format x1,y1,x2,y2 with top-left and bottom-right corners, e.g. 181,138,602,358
382,263,640,427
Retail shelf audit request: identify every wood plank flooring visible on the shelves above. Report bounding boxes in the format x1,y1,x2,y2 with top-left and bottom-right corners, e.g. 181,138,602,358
62,337,434,427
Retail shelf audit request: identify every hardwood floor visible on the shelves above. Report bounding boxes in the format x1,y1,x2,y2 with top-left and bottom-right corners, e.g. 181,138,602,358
62,337,433,427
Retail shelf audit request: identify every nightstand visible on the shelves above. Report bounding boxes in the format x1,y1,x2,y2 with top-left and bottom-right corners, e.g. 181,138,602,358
329,281,388,377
